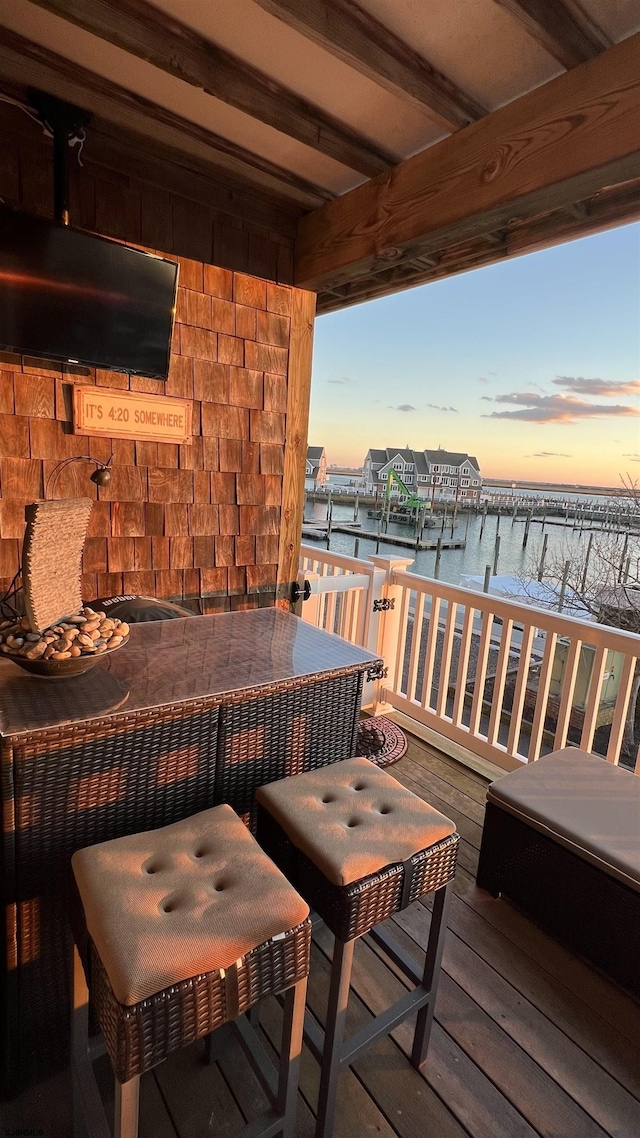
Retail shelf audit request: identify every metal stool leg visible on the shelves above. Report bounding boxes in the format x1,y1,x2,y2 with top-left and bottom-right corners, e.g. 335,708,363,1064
275,978,307,1138
411,880,452,1070
315,937,355,1138
71,942,110,1138
114,1077,140,1138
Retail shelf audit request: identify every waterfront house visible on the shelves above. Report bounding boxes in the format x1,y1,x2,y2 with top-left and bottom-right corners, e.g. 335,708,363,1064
305,445,328,491
363,447,482,502
425,449,482,503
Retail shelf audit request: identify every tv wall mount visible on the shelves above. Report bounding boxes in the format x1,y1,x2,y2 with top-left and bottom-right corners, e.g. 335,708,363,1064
28,91,91,226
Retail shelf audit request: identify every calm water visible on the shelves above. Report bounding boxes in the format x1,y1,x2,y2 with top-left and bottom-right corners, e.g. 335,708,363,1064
303,500,632,587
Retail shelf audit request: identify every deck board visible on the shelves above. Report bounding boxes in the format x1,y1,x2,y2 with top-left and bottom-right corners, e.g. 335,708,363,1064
389,904,640,1136
4,730,639,1138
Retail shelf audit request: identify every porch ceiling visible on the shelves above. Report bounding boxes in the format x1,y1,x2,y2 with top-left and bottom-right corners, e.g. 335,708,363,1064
0,0,639,311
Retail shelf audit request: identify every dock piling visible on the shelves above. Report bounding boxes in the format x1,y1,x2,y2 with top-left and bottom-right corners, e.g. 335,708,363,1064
537,534,548,581
434,537,442,579
558,560,571,613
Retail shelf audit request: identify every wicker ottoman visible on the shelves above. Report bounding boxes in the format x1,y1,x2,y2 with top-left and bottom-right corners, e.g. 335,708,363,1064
256,757,459,1138
476,748,640,996
70,805,312,1138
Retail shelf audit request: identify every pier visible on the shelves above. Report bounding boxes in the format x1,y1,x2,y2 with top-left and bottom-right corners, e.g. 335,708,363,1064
301,523,466,551
305,492,640,535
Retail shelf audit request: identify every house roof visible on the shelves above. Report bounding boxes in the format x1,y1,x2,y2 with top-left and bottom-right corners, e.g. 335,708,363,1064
4,2,639,312
367,447,481,475
307,446,325,461
367,449,388,465
424,450,479,469
388,448,416,463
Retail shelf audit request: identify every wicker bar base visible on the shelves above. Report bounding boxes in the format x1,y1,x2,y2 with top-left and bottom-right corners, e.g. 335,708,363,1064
477,801,640,998
1,655,372,1093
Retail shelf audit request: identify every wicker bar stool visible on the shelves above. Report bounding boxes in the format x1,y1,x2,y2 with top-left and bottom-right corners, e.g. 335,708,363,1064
70,804,311,1138
256,757,459,1138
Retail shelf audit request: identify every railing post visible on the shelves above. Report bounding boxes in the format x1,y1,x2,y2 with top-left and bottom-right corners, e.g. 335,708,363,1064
368,555,414,713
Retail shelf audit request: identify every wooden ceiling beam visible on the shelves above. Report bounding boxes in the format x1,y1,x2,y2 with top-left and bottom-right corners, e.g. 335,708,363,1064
316,179,640,313
29,0,393,177
0,27,331,211
0,76,301,237
84,124,301,238
253,0,486,131
493,1,611,69
296,35,640,292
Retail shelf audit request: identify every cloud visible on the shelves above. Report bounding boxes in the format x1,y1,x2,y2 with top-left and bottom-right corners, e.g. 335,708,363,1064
327,376,352,385
480,396,493,402
395,403,417,412
426,403,458,412
483,391,640,423
488,371,497,376
623,452,640,462
477,376,488,384
553,376,640,397
526,451,572,458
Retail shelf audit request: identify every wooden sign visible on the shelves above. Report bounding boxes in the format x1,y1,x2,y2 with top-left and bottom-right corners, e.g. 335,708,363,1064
73,386,192,444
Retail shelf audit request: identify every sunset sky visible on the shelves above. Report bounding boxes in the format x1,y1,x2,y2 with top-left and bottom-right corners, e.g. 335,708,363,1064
308,222,640,489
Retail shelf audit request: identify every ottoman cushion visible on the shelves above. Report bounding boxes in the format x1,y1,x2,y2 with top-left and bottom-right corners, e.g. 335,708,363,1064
486,749,640,892
72,803,310,1005
256,756,455,887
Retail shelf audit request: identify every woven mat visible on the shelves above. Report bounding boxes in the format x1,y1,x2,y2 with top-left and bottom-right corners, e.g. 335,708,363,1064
22,498,93,632
356,716,408,769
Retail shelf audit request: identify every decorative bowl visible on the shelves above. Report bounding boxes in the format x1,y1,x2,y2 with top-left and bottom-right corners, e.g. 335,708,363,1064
2,635,129,679
0,607,130,680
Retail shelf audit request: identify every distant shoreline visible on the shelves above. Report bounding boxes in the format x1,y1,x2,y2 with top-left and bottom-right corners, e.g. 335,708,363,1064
484,479,626,497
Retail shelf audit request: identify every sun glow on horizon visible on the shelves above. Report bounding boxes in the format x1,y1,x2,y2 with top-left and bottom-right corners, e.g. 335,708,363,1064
309,224,640,489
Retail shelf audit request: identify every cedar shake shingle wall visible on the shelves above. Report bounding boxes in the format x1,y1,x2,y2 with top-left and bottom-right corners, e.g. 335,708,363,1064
0,102,308,612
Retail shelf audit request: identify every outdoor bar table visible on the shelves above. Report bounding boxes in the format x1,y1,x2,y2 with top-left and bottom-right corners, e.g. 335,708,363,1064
0,607,381,1095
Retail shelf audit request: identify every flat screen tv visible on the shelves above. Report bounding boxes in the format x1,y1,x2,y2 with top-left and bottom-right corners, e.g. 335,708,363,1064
0,208,179,379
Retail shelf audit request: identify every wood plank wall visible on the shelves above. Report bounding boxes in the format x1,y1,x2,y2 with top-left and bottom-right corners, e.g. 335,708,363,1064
0,102,315,612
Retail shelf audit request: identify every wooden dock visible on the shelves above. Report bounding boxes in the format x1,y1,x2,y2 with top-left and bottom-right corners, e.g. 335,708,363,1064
302,522,466,551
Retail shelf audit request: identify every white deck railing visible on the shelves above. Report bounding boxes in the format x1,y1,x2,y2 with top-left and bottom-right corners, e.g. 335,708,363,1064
299,544,640,774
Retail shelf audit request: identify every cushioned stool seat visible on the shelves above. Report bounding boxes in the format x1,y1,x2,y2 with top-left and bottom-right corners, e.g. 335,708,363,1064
70,805,311,1138
257,755,455,887
73,803,310,1006
256,758,459,1138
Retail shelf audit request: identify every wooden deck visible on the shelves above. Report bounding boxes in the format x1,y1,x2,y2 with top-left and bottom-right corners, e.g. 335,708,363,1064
5,731,640,1138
